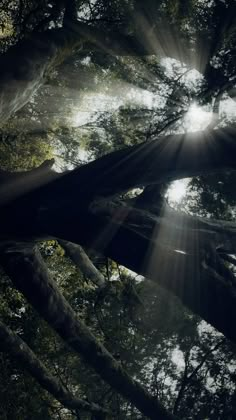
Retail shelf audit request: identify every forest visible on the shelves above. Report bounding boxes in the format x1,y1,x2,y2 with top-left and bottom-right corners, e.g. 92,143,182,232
0,0,236,419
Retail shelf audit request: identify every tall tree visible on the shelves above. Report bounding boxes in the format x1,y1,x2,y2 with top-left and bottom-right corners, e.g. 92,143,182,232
0,1,236,418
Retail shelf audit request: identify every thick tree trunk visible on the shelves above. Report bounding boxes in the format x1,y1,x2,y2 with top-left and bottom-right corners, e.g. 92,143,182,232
0,126,236,342
0,320,107,416
0,159,57,205
58,211,236,344
1,125,236,210
0,10,233,123
88,200,236,255
37,125,236,200
1,0,234,122
0,28,82,121
0,17,190,122
0,245,177,420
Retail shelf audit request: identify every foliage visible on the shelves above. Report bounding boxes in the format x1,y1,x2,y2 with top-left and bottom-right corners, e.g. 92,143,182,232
0,0,236,419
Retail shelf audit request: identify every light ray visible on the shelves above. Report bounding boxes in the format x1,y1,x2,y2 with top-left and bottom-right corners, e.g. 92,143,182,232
184,103,212,132
167,179,189,204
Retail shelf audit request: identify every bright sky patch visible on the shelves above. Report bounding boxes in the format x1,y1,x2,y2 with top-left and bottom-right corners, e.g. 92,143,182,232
184,103,212,132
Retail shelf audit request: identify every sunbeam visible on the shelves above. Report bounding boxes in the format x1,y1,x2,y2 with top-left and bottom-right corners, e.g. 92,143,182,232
184,103,212,132
167,179,189,204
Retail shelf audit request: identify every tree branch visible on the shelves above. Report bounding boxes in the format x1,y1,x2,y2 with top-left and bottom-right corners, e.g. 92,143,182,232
0,244,178,420
173,339,225,414
88,199,236,254
220,253,236,267
41,208,236,343
63,0,78,25
0,26,83,121
6,124,234,211
0,159,58,205
58,240,105,287
0,319,108,416
0,126,236,342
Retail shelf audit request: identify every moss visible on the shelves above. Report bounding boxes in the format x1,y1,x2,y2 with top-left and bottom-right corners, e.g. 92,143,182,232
0,131,53,171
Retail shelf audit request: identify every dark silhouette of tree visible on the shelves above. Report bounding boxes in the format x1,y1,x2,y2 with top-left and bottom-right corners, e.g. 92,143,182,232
0,0,236,418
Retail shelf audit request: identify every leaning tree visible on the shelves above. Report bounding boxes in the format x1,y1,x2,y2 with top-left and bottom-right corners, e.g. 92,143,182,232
0,0,236,419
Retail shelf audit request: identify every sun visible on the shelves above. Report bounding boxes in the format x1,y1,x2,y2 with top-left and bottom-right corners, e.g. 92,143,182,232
184,103,212,132
167,179,188,204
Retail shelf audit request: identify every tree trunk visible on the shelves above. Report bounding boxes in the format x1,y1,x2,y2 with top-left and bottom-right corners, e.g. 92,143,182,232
38,124,236,200
1,9,234,123
0,126,236,342
58,240,105,287
1,0,234,122
0,245,178,420
0,320,107,416
0,18,188,122
61,211,236,344
0,28,82,121
1,125,236,209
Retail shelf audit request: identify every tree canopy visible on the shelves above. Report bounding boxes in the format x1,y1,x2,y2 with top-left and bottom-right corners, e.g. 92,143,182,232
0,0,236,419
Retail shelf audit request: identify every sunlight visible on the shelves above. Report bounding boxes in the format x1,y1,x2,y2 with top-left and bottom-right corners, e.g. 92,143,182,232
167,179,188,204
174,249,187,255
72,83,159,127
185,103,212,132
73,110,94,126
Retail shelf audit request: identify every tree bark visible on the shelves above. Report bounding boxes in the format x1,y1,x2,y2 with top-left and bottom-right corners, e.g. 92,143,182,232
1,125,236,209
0,17,189,122
88,199,236,255
0,320,107,416
0,27,82,121
0,159,57,205
43,125,236,200
54,210,236,344
0,245,178,420
1,1,234,121
0,11,233,123
58,240,105,287
0,127,236,342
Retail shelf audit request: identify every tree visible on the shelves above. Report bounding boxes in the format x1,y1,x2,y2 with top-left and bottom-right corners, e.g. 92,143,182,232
0,0,236,418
